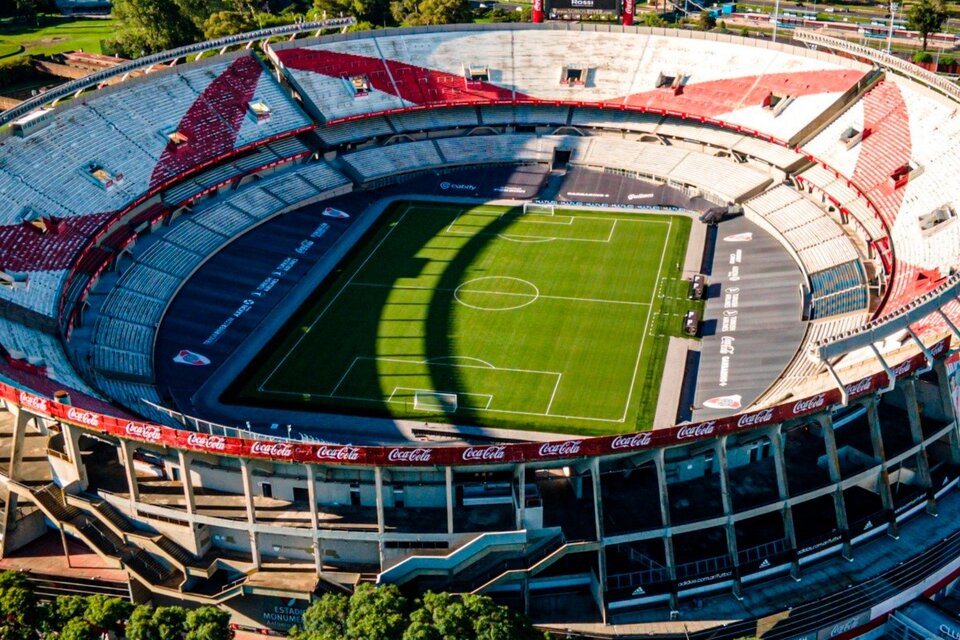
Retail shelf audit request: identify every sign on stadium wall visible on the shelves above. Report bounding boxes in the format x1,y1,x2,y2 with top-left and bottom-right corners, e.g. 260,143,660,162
1,337,950,468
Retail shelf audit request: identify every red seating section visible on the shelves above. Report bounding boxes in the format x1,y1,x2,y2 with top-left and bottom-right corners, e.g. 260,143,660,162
150,56,264,189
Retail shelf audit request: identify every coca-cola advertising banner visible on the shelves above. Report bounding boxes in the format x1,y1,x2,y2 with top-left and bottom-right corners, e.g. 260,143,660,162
0,337,949,468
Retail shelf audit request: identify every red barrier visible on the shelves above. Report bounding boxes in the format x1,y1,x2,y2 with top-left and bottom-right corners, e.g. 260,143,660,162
3,337,949,468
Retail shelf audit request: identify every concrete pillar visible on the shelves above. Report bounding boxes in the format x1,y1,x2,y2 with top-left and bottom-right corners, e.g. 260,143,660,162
716,437,741,597
590,457,607,623
306,464,322,575
902,378,936,515
866,399,898,538
654,450,678,608
118,440,139,509
60,422,88,491
768,426,800,579
516,463,527,530
177,451,196,516
239,459,260,568
934,359,960,464
7,409,29,479
818,414,852,560
445,466,454,535
374,467,385,570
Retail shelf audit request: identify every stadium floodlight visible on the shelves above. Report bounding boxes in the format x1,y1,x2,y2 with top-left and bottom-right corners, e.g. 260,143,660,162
887,1,899,53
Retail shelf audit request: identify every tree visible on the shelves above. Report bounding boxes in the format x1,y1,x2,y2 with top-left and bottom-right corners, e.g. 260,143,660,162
108,0,210,56
289,592,349,640
907,0,948,51
60,618,98,640
203,10,259,39
41,595,90,634
313,0,395,27
346,583,409,640
125,605,159,640
0,571,39,640
697,9,716,30
85,595,134,635
185,606,233,640
641,11,667,26
154,606,189,640
389,0,471,25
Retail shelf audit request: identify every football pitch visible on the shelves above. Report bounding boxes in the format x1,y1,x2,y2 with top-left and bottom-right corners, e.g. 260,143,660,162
230,201,693,435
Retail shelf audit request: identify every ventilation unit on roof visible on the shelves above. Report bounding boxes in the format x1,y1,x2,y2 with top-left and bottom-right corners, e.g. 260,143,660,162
763,92,794,116
11,108,55,138
464,64,490,88
560,66,588,86
0,270,27,289
919,204,956,234
839,126,866,150
890,161,922,189
247,99,272,122
83,162,123,190
165,129,189,150
345,74,371,98
19,207,54,234
655,72,685,95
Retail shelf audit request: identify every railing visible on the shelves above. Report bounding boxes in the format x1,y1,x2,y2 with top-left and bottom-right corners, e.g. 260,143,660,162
377,530,530,585
0,18,356,128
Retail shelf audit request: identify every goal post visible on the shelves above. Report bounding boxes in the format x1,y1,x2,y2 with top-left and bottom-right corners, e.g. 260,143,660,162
521,202,555,216
413,390,459,413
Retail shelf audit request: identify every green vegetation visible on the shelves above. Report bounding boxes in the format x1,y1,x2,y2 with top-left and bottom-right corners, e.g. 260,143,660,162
907,0,949,49
289,585,551,640
0,572,232,640
0,15,117,60
232,202,693,435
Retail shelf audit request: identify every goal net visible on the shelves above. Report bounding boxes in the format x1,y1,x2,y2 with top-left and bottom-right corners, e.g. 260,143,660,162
522,202,555,216
413,391,459,412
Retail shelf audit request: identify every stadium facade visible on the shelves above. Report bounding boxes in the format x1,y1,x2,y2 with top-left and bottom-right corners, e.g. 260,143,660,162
1,22,960,638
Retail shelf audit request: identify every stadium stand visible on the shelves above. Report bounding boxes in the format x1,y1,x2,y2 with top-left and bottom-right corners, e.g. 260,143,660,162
3,24,960,639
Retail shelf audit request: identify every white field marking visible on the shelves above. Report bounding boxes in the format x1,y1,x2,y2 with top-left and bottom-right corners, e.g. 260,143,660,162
504,213,575,225
454,276,540,311
619,217,672,423
424,356,496,368
388,387,494,411
443,208,643,245
350,282,652,308
329,356,362,397
545,372,563,415
258,205,414,392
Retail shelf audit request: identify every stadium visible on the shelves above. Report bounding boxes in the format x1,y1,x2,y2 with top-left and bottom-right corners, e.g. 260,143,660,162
1,16,960,639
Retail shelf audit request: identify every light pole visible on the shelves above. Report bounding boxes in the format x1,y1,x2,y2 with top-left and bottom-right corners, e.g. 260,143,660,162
886,1,899,53
772,0,780,43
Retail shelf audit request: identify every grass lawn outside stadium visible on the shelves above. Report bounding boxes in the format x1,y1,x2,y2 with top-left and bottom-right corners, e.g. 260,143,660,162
229,201,694,436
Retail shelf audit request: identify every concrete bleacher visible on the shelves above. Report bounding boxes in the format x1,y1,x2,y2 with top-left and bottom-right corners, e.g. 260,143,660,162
745,185,864,292
0,317,98,396
387,106,479,132
271,28,868,144
89,161,351,385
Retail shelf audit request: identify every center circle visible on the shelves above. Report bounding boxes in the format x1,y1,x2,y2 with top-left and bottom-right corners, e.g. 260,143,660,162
453,276,540,311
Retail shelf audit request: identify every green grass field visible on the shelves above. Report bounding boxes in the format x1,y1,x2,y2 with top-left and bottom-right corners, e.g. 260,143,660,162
231,202,694,435
0,16,117,60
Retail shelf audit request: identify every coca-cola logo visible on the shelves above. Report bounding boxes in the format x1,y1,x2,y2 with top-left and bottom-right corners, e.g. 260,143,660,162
462,446,507,462
250,441,294,458
537,440,582,458
124,422,162,442
792,393,827,415
186,432,227,451
844,378,873,397
893,360,913,377
737,409,775,428
315,445,361,461
611,433,652,450
18,391,48,414
829,617,861,637
67,406,100,428
677,423,716,440
386,448,432,464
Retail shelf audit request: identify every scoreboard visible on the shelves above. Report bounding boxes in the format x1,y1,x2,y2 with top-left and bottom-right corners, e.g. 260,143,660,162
548,0,620,17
